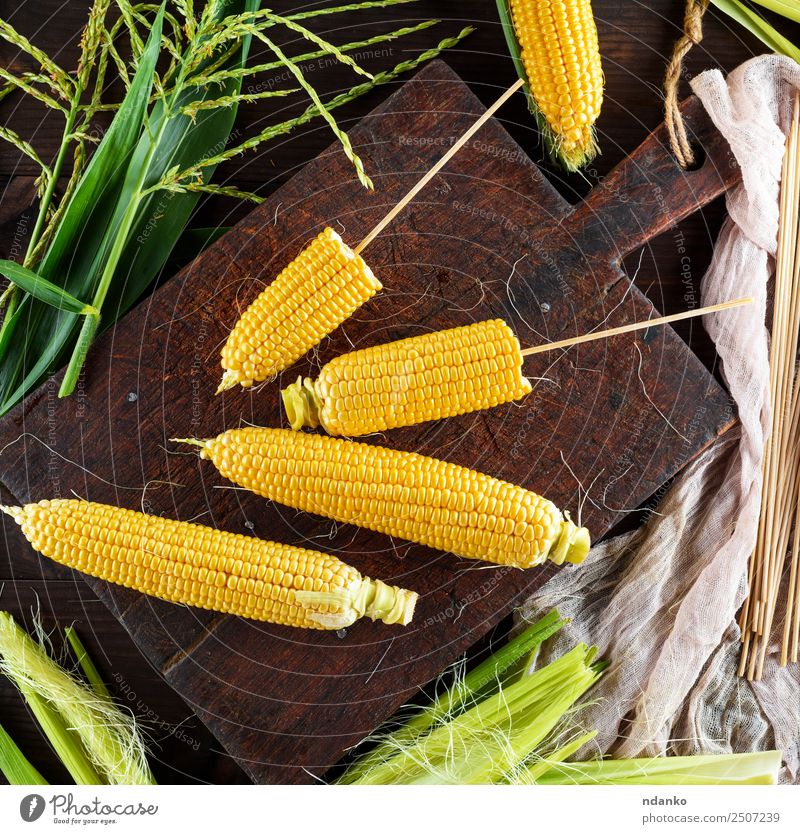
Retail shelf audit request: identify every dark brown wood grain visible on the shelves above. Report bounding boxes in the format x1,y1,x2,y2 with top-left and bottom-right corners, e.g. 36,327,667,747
0,60,740,782
0,582,248,784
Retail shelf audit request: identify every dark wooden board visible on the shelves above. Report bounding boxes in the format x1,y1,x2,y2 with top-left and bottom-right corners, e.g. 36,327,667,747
0,61,739,783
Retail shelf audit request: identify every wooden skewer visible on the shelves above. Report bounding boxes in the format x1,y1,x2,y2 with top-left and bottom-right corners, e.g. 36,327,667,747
354,78,525,255
760,373,800,666
791,476,800,662
518,297,753,358
739,99,795,676
781,462,800,664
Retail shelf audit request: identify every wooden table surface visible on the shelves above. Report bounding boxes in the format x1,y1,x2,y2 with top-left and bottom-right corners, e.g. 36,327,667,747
0,0,794,784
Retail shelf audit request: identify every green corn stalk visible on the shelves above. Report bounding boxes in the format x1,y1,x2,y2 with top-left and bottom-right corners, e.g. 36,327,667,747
0,261,97,318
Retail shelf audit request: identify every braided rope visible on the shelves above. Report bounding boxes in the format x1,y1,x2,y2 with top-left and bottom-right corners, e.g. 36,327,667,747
664,0,710,167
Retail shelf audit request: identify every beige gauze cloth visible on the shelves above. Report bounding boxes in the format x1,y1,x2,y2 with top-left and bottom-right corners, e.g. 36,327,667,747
518,55,800,783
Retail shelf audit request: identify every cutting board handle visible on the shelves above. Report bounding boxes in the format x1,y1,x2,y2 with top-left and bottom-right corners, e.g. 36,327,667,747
564,95,740,264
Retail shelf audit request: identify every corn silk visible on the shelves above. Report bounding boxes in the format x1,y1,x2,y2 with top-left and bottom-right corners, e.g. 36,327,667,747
519,54,800,784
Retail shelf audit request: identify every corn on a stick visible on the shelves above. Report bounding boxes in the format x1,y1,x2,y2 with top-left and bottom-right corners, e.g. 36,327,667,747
216,80,524,393
0,611,152,785
217,227,381,392
177,428,591,569
283,299,753,437
3,500,417,630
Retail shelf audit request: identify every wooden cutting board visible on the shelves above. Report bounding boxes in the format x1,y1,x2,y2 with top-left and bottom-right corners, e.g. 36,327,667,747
0,61,739,783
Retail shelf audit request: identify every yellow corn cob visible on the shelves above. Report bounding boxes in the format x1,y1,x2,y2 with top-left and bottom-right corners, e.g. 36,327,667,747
508,0,603,171
218,227,382,392
2,500,417,630
179,428,590,569
282,319,533,436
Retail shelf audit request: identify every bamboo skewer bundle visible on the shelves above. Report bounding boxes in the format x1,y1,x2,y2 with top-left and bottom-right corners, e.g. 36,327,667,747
739,94,800,680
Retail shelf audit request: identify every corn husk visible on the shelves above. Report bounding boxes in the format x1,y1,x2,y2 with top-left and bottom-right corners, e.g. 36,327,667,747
0,722,47,786
0,612,154,785
339,613,603,785
0,1,471,413
710,0,800,61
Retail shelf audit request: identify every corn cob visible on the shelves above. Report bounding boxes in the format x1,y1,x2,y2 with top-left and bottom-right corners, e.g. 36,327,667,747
282,319,533,436
179,428,590,569
2,500,417,630
506,0,603,171
217,227,382,392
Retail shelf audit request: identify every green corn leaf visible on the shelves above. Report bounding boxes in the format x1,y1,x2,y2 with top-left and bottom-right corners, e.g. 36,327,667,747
343,642,601,784
0,4,167,412
0,722,48,786
339,610,566,784
710,0,800,61
57,0,261,397
64,626,111,702
37,5,166,278
0,260,97,317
